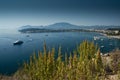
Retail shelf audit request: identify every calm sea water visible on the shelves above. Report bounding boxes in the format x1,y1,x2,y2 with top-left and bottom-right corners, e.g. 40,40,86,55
0,29,120,74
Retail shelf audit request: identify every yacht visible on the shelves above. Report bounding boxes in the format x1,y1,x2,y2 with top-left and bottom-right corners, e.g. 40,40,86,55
101,46,104,48
13,40,23,45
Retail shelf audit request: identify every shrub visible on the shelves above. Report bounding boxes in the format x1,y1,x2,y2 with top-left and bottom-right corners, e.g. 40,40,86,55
19,41,104,80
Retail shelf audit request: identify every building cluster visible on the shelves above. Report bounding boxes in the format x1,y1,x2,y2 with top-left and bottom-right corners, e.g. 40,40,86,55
106,29,120,36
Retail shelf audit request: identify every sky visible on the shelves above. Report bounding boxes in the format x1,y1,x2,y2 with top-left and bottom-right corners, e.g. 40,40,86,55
0,0,120,28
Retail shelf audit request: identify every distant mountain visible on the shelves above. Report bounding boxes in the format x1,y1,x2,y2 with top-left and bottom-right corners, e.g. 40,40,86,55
19,22,120,33
86,25,120,30
45,22,81,30
19,22,81,30
107,28,120,31
19,25,44,30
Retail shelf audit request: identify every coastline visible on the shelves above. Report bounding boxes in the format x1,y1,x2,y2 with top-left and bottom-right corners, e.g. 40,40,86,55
100,33,120,39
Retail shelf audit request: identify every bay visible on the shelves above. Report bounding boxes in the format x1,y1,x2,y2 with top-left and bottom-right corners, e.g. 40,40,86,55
0,29,120,74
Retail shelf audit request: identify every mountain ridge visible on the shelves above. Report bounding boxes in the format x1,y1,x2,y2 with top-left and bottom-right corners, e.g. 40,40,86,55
19,22,81,30
19,22,120,31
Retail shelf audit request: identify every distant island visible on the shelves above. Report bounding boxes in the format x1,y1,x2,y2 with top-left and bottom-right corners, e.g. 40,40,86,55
19,22,120,38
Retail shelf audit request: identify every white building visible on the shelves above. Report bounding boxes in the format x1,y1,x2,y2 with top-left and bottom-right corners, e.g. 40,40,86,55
115,30,119,34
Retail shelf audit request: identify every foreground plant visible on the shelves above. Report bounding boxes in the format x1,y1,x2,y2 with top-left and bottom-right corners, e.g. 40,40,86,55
19,41,105,80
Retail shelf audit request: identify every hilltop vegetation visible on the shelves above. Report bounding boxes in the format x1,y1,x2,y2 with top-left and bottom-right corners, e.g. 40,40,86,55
16,41,104,80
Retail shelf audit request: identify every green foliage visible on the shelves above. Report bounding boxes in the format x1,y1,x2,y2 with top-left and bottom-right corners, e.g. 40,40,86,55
20,41,104,80
77,41,104,79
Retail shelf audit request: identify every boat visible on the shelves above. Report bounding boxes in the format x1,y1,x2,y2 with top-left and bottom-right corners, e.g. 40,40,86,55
26,35,30,37
29,39,33,41
101,38,104,41
45,34,48,36
100,46,104,48
109,43,113,45
13,40,23,45
94,36,100,40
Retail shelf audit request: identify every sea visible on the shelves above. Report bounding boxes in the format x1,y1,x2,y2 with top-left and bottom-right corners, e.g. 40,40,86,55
0,28,120,74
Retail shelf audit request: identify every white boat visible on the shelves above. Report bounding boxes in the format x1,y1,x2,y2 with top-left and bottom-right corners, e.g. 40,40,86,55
101,46,104,48
13,40,23,45
29,39,33,41
94,36,100,40
101,38,104,41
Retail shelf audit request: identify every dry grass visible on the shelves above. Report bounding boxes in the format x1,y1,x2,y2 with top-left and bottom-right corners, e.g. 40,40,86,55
101,49,120,80
0,75,15,80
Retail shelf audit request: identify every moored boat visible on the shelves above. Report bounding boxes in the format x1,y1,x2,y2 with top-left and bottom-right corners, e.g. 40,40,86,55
13,40,23,45
94,36,100,40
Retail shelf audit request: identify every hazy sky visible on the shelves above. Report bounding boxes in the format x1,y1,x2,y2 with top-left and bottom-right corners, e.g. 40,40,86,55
0,0,120,28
